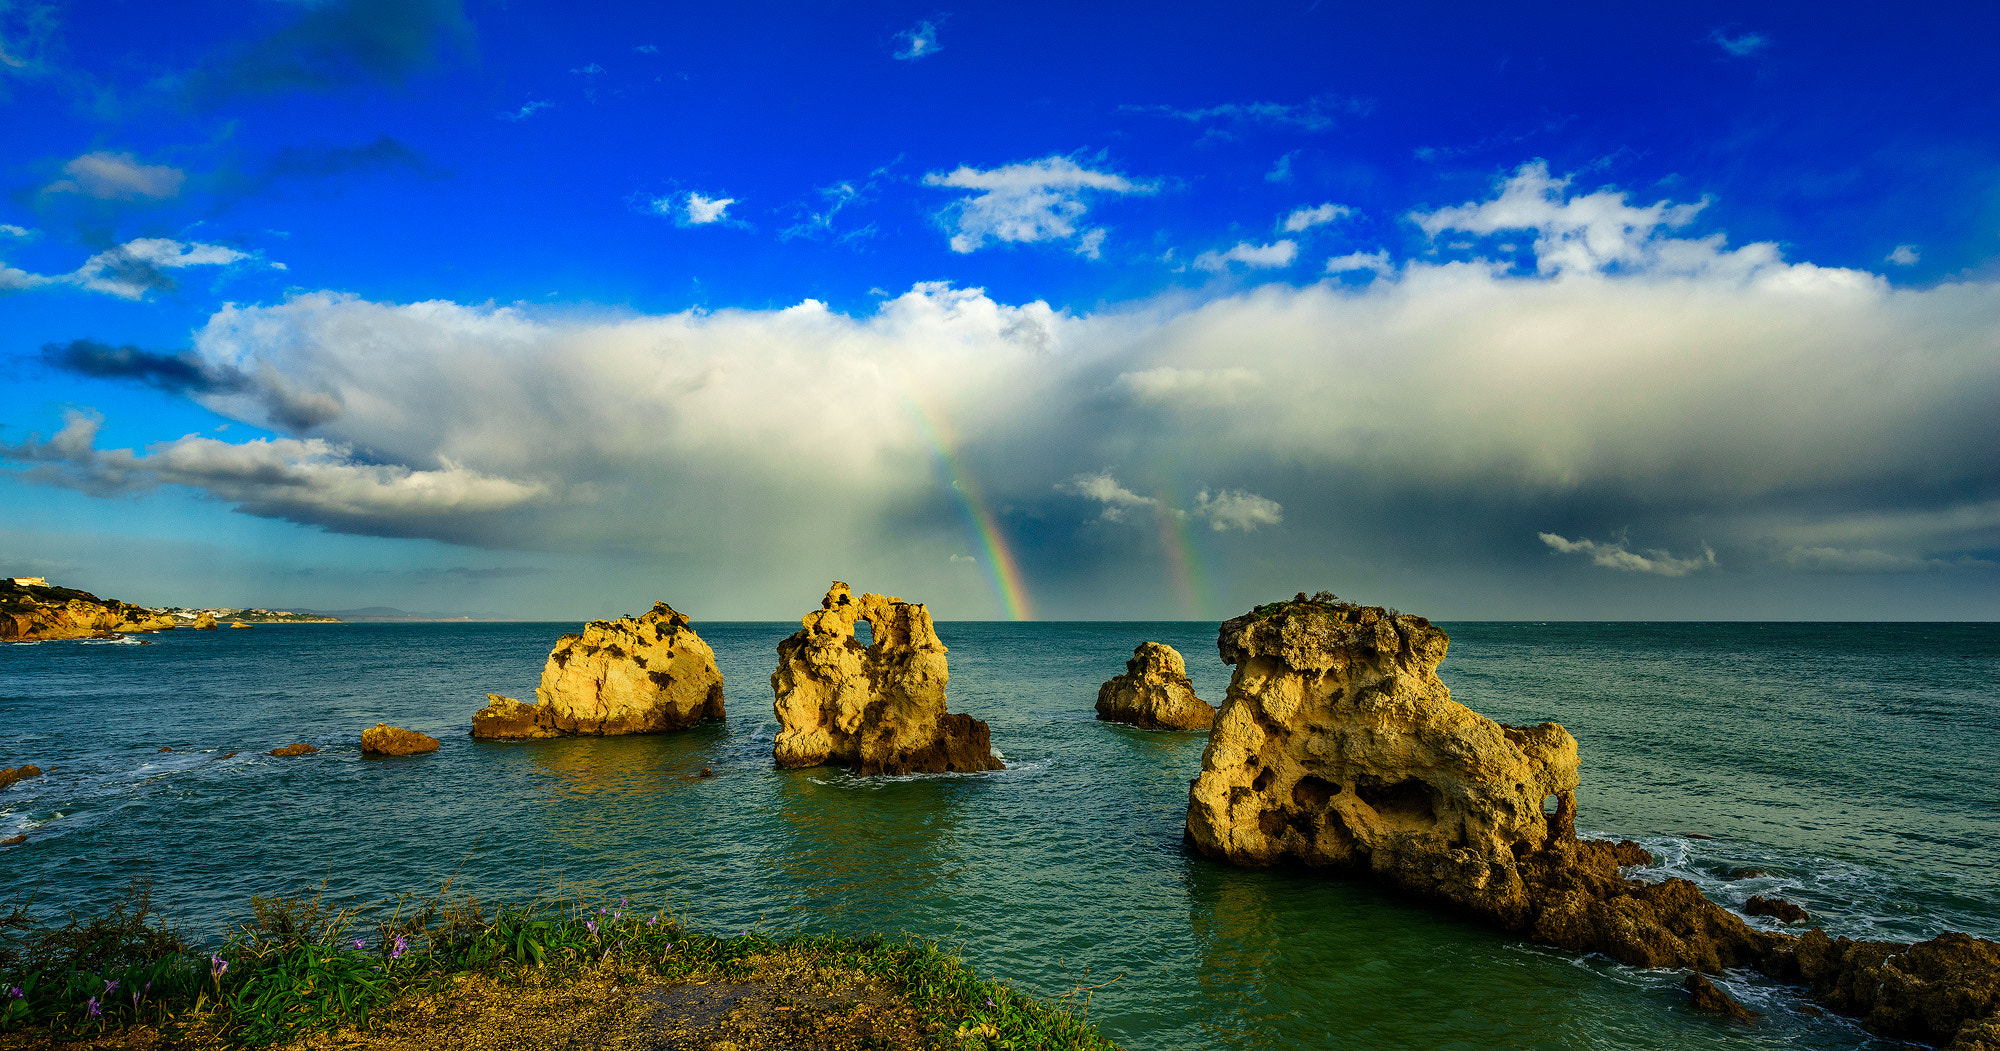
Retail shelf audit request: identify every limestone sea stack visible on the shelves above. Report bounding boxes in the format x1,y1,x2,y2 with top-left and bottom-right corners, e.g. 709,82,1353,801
1186,593,2000,1050
360,724,438,756
771,582,1003,775
1095,642,1215,731
192,613,218,630
473,602,724,738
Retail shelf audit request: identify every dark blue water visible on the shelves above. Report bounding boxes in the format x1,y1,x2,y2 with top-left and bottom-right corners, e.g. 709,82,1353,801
3,622,1996,1050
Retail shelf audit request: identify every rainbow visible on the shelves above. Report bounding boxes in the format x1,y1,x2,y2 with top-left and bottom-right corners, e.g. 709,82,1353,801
902,393,1034,621
1152,480,1214,619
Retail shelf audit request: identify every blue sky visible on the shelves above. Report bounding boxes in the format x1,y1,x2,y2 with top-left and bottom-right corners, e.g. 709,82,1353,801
3,0,1997,620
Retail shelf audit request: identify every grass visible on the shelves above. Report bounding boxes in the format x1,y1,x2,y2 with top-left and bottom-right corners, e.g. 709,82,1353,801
0,882,1121,1050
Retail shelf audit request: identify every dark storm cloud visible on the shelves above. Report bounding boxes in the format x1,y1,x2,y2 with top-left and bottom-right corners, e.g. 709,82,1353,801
39,338,247,394
265,135,427,181
177,0,472,105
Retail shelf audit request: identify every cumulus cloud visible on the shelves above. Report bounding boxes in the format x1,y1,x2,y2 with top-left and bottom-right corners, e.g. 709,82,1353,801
1324,249,1392,275
1061,471,1158,522
923,156,1153,254
1195,489,1282,532
684,192,735,224
1887,244,1920,266
1193,240,1297,271
893,20,940,60
41,151,185,200
1540,533,1716,576
7,163,1998,615
1281,203,1348,233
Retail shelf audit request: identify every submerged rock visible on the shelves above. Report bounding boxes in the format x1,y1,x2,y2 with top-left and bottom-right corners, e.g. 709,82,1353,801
361,724,439,756
0,765,43,791
1685,974,1759,1022
474,603,725,739
1,579,179,641
1185,592,2000,1049
1743,895,1810,924
267,743,319,757
1095,642,1215,731
771,582,1002,775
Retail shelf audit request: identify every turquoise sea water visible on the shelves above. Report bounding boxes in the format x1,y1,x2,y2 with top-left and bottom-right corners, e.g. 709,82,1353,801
3,621,1996,1050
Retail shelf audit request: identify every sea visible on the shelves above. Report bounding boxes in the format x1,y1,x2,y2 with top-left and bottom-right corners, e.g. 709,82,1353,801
2,621,1996,1051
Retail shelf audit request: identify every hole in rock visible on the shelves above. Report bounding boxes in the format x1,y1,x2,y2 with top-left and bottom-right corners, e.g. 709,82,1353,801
1355,776,1440,826
1543,794,1557,816
1257,809,1289,837
1291,775,1338,810
1252,768,1274,793
854,619,874,647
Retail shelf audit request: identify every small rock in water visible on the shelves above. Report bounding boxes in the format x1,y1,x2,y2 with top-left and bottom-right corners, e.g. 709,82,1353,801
268,743,319,757
0,764,43,790
1743,895,1810,923
1,834,24,846
1684,832,1716,840
699,767,715,778
361,723,440,756
1685,973,1760,1022
156,746,172,753
1095,642,1216,731
1725,867,1767,880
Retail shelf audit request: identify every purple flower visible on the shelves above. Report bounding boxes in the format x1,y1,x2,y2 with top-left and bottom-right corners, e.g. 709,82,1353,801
586,919,598,935
648,914,659,926
7,986,21,998
209,954,229,978
355,938,366,950
103,979,118,995
391,935,409,960
986,997,994,1006
86,996,102,1018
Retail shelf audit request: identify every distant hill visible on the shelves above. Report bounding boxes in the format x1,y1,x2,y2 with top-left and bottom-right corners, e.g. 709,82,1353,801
292,606,525,622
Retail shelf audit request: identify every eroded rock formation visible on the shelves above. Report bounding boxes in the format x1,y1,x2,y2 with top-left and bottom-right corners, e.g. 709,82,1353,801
361,724,438,756
1095,642,1215,731
473,603,725,739
193,614,218,630
1185,592,2000,1050
771,582,1002,775
1,580,178,641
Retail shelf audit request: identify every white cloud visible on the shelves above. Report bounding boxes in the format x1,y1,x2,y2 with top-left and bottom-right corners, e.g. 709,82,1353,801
1074,228,1107,259
1193,240,1297,271
0,224,35,239
922,156,1153,254
1887,245,1920,266
1123,97,1370,135
1540,533,1716,576
893,20,940,60
1195,488,1282,531
500,99,553,121
1324,249,1392,275
1414,161,1785,278
1112,366,1262,405
1712,29,1769,57
684,192,735,224
1061,471,1157,522
1265,152,1297,183
1281,203,1349,233
0,237,256,300
41,151,185,200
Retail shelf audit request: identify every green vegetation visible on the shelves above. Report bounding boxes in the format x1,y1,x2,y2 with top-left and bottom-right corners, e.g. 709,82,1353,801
0,883,1121,1049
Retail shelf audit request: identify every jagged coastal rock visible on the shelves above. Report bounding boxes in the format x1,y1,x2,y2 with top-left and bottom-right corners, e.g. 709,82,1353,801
0,765,43,791
1095,641,1215,731
473,603,724,739
1,580,178,641
771,582,1003,775
1186,592,2000,1050
360,724,439,756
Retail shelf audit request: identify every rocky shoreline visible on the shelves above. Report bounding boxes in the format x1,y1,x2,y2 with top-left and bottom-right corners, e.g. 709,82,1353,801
0,578,336,642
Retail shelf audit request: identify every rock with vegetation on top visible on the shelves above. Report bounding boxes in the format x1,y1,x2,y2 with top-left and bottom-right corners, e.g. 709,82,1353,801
1186,590,2000,1050
1,579,179,641
771,582,1003,775
360,724,439,756
192,613,218,630
0,765,43,791
1095,641,1215,731
473,603,724,739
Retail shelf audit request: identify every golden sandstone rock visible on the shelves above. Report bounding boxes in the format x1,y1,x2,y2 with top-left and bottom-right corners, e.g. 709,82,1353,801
0,579,179,641
193,613,218,630
1095,641,1215,731
267,743,319,757
771,582,1002,775
1189,592,2000,1051
0,765,43,791
360,724,439,756
473,603,724,739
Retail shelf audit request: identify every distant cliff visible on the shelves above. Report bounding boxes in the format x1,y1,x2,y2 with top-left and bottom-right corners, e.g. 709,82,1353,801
1,580,180,641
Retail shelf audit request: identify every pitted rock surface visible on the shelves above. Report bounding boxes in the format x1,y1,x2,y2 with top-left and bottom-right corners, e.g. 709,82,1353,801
1185,593,2000,1050
1095,642,1215,731
475,603,725,738
771,582,1002,775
